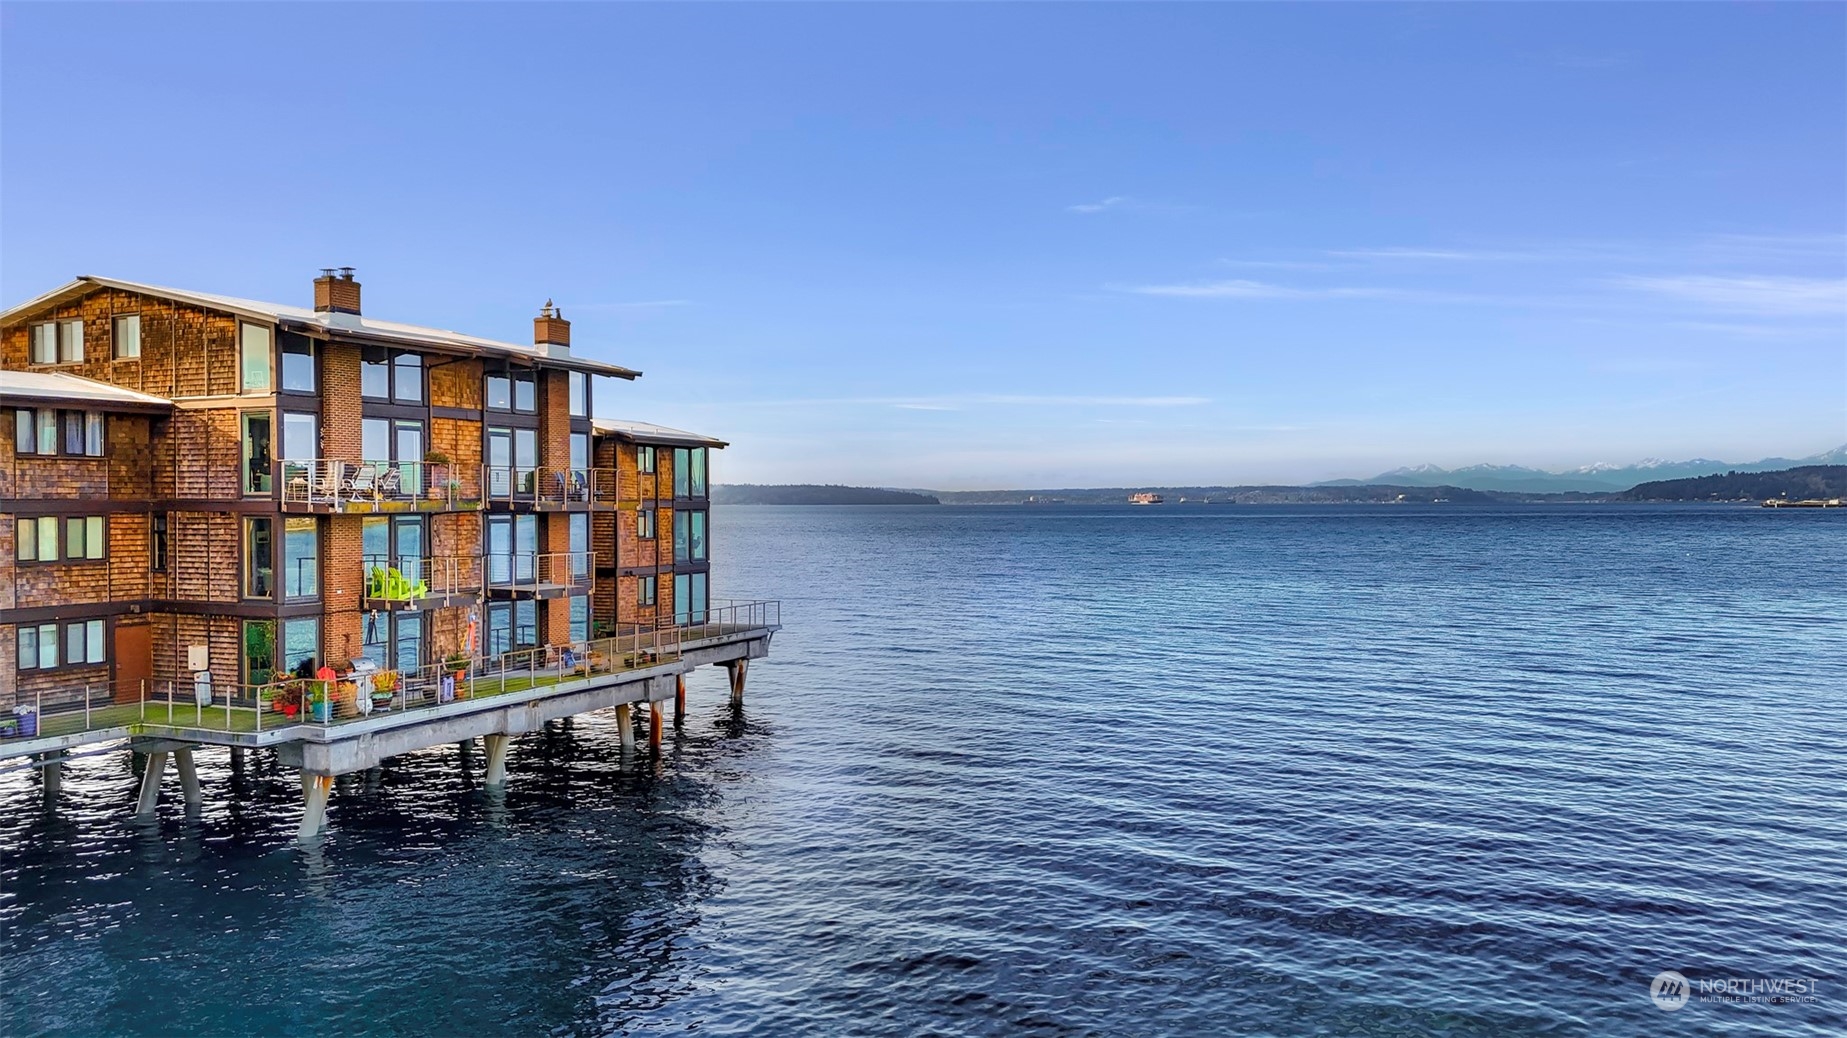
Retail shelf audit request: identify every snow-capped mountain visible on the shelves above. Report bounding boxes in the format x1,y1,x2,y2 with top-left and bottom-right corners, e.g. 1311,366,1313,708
1317,445,1847,493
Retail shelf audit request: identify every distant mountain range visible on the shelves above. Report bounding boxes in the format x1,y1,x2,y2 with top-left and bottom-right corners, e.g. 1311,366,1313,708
1315,445,1847,494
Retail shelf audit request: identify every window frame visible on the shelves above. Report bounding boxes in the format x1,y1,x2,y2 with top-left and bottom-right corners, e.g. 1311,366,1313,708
638,574,657,607
151,513,170,573
240,322,274,393
18,619,105,671
568,372,588,417
113,314,142,360
245,516,275,599
637,445,656,474
279,333,317,394
637,508,656,540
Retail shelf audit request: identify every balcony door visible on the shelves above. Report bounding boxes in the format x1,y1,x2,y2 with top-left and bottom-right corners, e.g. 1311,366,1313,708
486,514,537,585
363,516,425,593
362,417,425,497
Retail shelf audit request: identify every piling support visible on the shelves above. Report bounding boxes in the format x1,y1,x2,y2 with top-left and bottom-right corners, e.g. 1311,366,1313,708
726,659,748,708
174,748,202,807
483,734,510,787
41,754,62,798
674,675,686,725
649,702,663,750
135,751,169,816
299,773,332,840
615,703,635,750
230,746,246,771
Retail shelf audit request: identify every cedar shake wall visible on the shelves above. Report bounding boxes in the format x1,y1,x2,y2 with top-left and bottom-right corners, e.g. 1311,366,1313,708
169,408,245,500
430,359,483,410
171,512,241,603
0,519,13,612
0,290,239,399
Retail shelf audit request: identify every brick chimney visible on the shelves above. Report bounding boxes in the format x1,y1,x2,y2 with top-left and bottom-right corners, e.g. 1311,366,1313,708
313,267,362,315
534,299,570,355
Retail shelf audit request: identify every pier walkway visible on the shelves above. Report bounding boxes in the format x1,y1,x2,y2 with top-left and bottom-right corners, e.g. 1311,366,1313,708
1,600,778,838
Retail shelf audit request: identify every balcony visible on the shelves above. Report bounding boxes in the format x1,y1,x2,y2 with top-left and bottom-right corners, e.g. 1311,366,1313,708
485,551,595,600
280,460,482,513
361,554,487,610
482,466,618,511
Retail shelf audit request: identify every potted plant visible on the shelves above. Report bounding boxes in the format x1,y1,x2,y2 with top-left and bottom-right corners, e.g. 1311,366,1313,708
308,685,331,723
273,683,303,718
14,705,37,739
424,450,452,500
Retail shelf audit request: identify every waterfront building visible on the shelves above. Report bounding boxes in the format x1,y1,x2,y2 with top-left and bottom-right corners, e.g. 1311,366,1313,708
0,270,631,709
0,271,777,833
589,419,727,632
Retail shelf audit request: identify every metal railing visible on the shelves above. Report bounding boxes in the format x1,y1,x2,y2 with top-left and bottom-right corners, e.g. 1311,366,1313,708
279,460,483,511
484,551,595,595
482,467,616,509
361,554,486,603
0,604,776,751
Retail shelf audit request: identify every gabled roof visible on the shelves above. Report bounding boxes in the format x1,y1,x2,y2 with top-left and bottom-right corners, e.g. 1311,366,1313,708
0,276,641,380
592,418,729,448
0,370,174,413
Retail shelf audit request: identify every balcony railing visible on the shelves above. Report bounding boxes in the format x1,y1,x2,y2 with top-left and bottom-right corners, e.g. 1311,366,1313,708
482,467,617,509
280,460,483,511
361,554,486,605
0,604,779,752
485,551,595,597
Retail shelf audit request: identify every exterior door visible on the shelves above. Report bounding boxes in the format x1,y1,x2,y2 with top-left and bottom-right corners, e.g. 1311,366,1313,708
112,622,152,703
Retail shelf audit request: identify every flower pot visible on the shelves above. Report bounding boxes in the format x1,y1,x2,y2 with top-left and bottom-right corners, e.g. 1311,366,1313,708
16,711,37,738
310,700,331,723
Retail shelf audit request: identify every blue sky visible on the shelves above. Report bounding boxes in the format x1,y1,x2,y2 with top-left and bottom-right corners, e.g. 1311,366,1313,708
3,3,1843,488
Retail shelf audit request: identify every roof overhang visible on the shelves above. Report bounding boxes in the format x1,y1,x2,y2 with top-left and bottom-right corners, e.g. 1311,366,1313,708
2,276,642,380
0,370,174,415
591,419,729,448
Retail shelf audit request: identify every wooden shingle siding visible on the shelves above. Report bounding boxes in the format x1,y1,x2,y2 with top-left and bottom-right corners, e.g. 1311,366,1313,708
169,409,243,500
430,359,482,410
107,514,150,602
0,518,14,611
171,512,240,602
1,289,239,399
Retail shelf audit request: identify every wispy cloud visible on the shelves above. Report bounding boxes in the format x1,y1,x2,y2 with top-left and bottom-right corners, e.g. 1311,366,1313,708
1117,278,1437,302
737,393,1211,409
1326,247,1483,261
1612,275,1847,315
1067,196,1130,214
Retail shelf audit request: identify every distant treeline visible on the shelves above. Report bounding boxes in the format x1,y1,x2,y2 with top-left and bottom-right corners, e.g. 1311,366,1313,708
712,484,941,505
712,466,1845,506
1615,466,1846,502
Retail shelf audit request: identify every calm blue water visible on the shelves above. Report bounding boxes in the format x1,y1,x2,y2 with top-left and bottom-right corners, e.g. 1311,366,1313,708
3,504,1844,1036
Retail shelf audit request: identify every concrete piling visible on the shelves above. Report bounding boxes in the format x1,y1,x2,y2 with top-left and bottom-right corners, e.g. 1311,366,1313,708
135,751,168,817
615,703,635,750
174,749,202,807
483,734,510,787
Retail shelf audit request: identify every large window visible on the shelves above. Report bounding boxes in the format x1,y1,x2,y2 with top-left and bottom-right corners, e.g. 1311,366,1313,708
245,517,274,598
359,611,421,674
486,426,538,497
240,322,272,392
568,372,588,417
15,409,104,457
282,411,318,463
485,601,538,657
29,320,83,364
362,516,424,592
637,445,655,474
244,621,276,685
17,516,102,562
485,371,536,413
673,510,706,562
18,620,103,671
114,315,141,359
243,412,272,495
360,347,424,402
569,513,589,576
486,514,537,585
569,595,589,643
284,618,320,677
638,574,657,607
674,572,708,625
280,333,316,393
672,447,708,497
570,432,589,472
362,417,425,494
637,508,656,540
284,517,319,600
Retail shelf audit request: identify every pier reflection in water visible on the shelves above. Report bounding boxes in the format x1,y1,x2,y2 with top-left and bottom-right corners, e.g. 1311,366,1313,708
0,699,756,1037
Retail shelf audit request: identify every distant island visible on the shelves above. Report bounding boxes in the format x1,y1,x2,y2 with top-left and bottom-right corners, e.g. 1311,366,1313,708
712,484,940,505
714,465,1845,506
